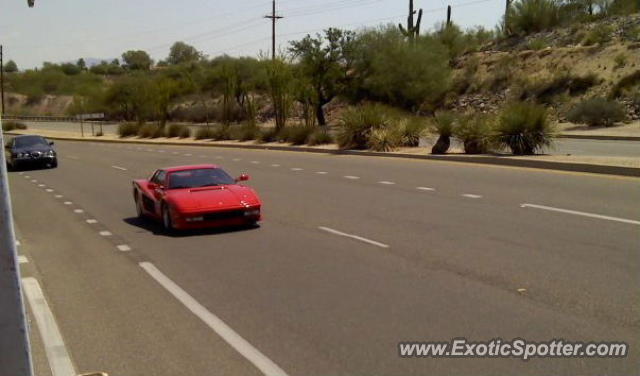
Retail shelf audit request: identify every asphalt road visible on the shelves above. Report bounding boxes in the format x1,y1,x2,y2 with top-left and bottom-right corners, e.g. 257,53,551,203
8,139,640,376
20,120,640,157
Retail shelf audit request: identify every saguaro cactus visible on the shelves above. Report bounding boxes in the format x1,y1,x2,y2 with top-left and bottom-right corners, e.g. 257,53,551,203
399,0,423,43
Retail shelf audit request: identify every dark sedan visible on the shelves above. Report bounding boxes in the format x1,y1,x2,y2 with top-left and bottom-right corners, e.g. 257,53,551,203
4,135,58,170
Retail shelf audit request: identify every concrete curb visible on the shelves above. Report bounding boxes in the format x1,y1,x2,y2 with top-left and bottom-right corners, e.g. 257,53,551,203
7,133,639,178
558,134,640,142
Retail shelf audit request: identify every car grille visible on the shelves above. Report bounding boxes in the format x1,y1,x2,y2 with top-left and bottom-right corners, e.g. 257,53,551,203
202,210,246,221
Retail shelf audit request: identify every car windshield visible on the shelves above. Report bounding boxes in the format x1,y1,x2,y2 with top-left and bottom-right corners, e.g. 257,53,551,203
14,136,48,148
168,168,235,189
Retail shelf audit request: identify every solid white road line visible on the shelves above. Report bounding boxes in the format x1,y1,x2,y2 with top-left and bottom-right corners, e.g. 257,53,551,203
116,245,131,252
139,262,289,376
417,187,435,191
18,255,28,264
462,194,483,199
112,165,127,171
344,176,360,180
22,278,76,376
378,181,395,185
318,226,390,249
521,204,640,226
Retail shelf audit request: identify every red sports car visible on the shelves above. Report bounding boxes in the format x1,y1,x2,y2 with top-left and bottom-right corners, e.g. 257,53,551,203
133,164,262,231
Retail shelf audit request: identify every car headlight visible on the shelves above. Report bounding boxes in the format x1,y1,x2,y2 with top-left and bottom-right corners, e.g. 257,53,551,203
15,152,27,158
46,150,56,157
244,209,260,217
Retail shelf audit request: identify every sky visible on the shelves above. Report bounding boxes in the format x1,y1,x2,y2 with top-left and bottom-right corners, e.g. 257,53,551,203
1,0,505,70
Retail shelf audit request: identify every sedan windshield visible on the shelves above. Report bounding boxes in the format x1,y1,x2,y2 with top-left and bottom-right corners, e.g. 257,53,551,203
14,136,48,148
168,168,236,189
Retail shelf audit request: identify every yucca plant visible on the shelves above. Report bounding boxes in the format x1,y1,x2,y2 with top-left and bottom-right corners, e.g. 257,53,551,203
494,102,556,155
399,116,427,147
454,113,493,154
430,111,456,154
368,126,403,152
306,128,333,146
336,104,395,150
285,124,316,145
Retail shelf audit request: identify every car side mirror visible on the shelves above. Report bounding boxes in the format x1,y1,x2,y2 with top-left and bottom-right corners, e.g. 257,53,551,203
236,174,250,182
49,141,54,146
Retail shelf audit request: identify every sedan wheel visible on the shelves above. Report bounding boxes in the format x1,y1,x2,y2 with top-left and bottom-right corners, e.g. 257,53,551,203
135,196,144,218
162,205,174,232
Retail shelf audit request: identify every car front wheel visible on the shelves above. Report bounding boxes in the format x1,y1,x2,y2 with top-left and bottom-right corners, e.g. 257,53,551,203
162,204,175,232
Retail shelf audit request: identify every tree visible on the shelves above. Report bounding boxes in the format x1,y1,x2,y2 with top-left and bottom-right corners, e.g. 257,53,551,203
3,60,18,73
77,58,87,71
122,50,153,71
167,42,203,65
289,28,355,126
60,62,81,75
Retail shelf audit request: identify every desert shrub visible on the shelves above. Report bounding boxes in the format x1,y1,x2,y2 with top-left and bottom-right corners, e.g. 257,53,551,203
582,24,613,46
495,102,555,154
167,124,189,138
507,0,560,36
257,127,280,143
430,111,457,154
195,127,216,140
453,114,493,154
566,98,626,127
609,70,640,98
178,127,191,139
521,72,599,102
236,123,260,141
399,116,427,147
138,123,165,138
336,104,396,150
95,131,104,137
614,54,627,69
527,37,549,50
211,125,232,141
284,124,316,145
117,122,141,137
368,126,403,152
306,128,333,146
2,121,27,131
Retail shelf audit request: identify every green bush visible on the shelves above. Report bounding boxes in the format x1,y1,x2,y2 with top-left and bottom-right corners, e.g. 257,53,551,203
566,98,626,127
453,114,493,154
117,122,141,137
138,123,165,138
306,128,333,146
508,0,560,36
368,127,403,152
211,125,232,141
195,127,216,140
284,125,316,145
399,116,427,147
236,123,260,141
614,54,627,70
2,121,27,131
582,24,613,46
495,102,556,154
527,37,549,50
336,104,396,150
257,127,280,143
167,124,190,138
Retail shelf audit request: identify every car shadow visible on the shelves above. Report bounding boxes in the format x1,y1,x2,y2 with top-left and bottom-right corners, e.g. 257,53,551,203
123,217,260,238
8,165,53,173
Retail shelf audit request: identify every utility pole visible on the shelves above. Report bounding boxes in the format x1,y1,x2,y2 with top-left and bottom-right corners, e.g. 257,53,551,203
447,5,452,27
1,45,5,115
264,0,283,60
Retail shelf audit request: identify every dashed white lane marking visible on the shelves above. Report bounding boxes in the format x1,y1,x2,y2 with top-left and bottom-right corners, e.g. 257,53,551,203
378,181,395,185
233,158,242,162
146,149,154,152
38,184,46,187
158,150,166,153
344,176,360,180
117,245,131,252
22,277,77,376
63,201,73,205
417,187,435,191
521,204,640,226
318,226,390,249
86,219,98,224
271,164,280,167
18,172,24,175
73,209,84,214
18,255,28,264
139,262,289,376
31,180,37,183
199,155,207,158
112,165,127,171
216,156,224,159
316,171,328,175
462,194,483,199
54,195,63,199
99,231,112,237
173,152,179,155
46,189,54,193
183,154,193,157
251,161,260,164
291,168,303,171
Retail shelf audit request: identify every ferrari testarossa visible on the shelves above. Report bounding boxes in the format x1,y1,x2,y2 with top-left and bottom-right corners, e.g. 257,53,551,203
133,164,262,231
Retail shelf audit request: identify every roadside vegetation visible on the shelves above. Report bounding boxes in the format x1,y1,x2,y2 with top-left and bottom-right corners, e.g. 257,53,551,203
5,0,639,155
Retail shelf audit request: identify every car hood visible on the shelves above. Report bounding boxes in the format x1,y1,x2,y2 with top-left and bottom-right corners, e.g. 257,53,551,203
167,185,260,211
14,146,53,153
